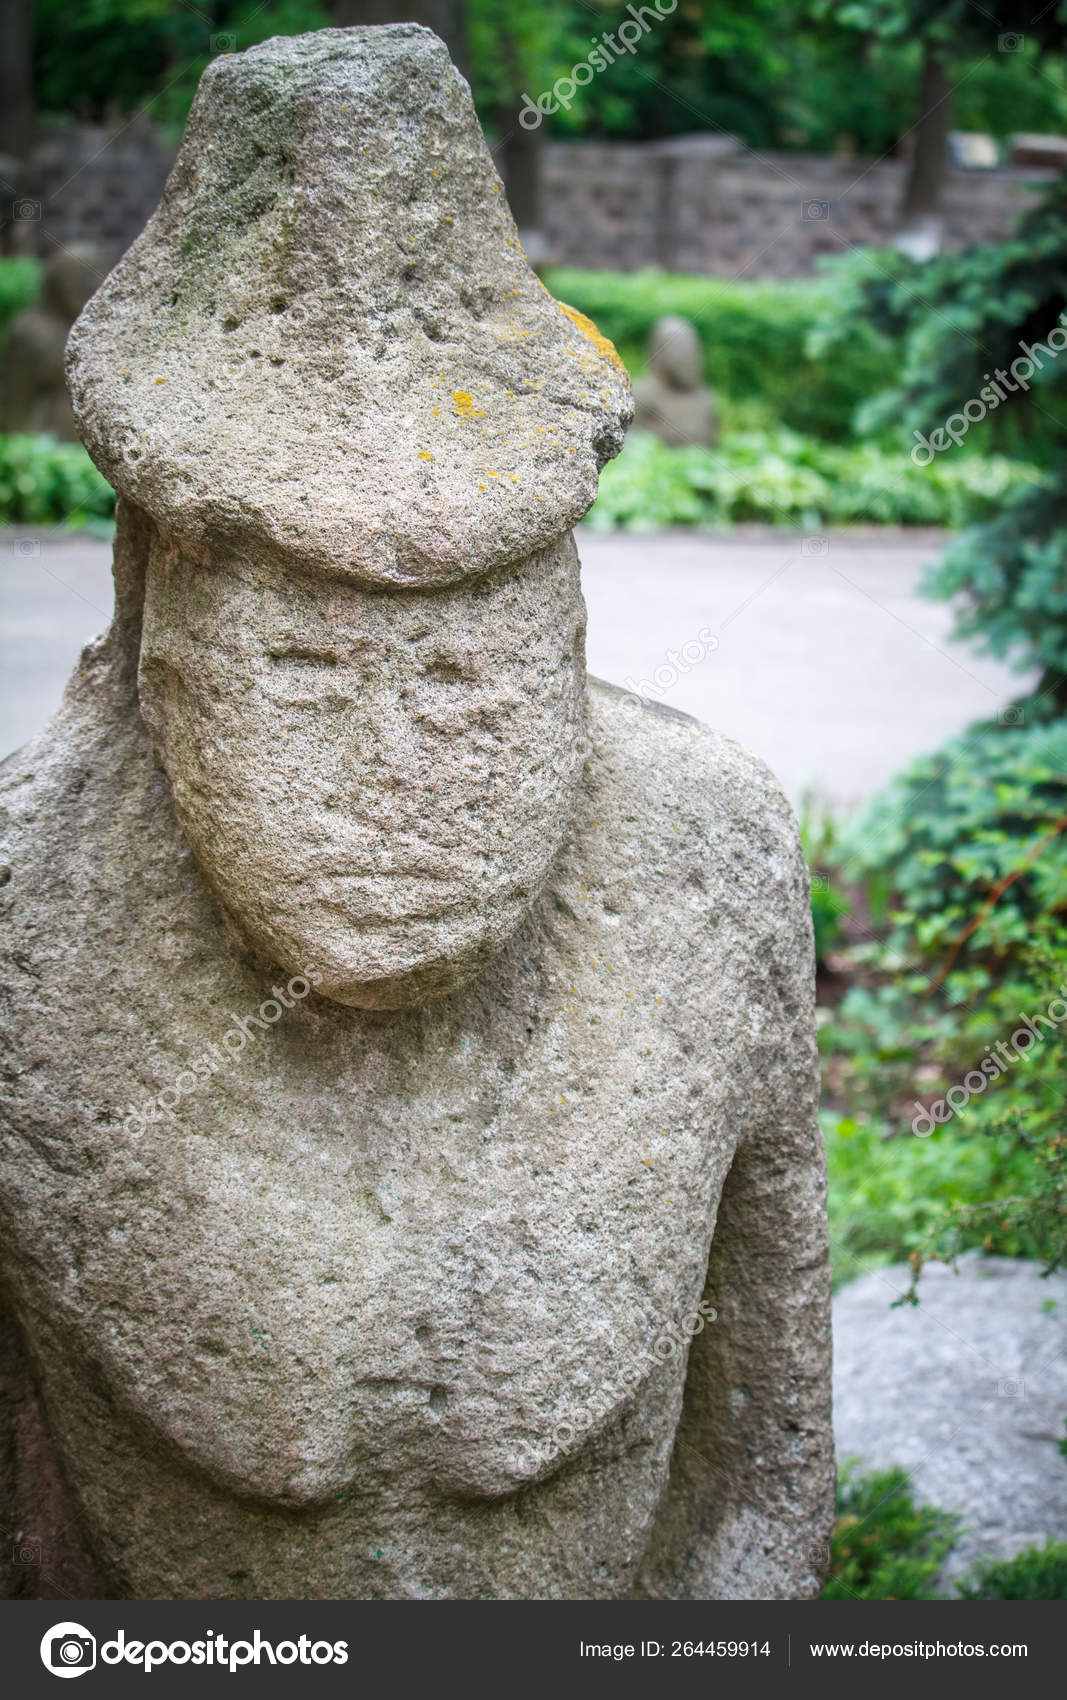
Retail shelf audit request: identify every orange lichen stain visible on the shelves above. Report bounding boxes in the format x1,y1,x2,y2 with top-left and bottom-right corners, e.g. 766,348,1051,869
417,450,433,461
553,298,627,371
452,390,485,420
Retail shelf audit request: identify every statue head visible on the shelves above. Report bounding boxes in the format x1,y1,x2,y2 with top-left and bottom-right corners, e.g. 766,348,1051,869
66,25,631,1009
647,315,704,392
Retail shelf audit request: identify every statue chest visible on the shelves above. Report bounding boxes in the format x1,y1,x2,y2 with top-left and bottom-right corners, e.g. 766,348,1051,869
4,927,736,1509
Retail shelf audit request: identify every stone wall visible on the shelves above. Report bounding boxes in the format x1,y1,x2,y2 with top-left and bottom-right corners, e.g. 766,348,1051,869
13,118,177,266
541,135,1049,278
13,121,1049,279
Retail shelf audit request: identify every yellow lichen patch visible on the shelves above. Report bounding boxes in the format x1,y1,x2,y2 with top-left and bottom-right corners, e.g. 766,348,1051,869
552,298,627,371
452,390,485,420
417,450,433,461
154,377,167,385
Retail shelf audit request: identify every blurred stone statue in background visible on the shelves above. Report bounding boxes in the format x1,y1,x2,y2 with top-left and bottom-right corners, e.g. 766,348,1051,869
633,314,718,448
1,245,103,439
0,26,831,1602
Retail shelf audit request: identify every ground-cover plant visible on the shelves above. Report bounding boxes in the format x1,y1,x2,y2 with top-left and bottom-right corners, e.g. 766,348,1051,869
819,712,1067,1286
585,428,1041,531
544,266,895,440
820,1465,1067,1599
0,258,40,340
955,1540,1067,1599
821,1462,959,1600
0,434,115,528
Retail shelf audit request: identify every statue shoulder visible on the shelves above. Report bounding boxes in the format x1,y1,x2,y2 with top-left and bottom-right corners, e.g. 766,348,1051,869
582,675,810,939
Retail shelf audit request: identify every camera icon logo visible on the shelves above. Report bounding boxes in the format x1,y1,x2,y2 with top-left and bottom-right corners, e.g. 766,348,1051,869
998,32,1023,52
802,199,831,222
40,1622,97,1679
211,31,237,52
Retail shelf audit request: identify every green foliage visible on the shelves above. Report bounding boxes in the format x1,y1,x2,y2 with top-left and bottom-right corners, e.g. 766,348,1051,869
0,258,41,337
821,1462,958,1599
837,715,1067,965
0,435,115,528
823,716,1067,1283
815,183,1067,461
34,1,330,133
546,266,893,439
956,1540,1067,1599
925,491,1067,698
802,801,851,966
586,429,1040,531
820,179,1067,711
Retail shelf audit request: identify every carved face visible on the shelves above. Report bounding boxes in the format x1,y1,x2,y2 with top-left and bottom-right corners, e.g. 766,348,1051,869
137,531,586,1009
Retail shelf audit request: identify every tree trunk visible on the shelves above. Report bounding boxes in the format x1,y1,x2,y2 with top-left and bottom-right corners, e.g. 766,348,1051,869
899,45,954,227
324,0,468,78
0,0,35,256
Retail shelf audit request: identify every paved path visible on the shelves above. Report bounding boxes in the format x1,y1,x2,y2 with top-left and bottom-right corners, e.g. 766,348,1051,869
834,1256,1067,1588
1,526,1031,809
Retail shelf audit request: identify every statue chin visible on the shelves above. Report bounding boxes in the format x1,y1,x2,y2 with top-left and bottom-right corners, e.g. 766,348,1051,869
135,532,588,1011
212,882,543,1011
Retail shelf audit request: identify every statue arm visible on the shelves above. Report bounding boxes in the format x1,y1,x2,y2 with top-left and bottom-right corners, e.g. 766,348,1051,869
638,836,834,1600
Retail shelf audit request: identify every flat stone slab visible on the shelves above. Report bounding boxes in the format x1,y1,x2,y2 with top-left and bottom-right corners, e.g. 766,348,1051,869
833,1255,1067,1587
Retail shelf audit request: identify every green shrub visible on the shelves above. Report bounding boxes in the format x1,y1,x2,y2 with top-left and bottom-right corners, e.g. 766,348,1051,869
836,714,1067,971
823,1107,1045,1287
544,266,894,440
825,715,1067,1284
0,257,41,337
585,429,1042,531
0,434,115,527
821,1462,958,1600
956,1540,1067,1599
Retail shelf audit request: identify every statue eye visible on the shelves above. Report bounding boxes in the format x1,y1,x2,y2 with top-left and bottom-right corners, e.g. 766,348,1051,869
268,646,340,667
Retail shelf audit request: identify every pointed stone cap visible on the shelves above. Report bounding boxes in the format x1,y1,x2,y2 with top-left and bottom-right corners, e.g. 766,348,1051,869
65,25,632,587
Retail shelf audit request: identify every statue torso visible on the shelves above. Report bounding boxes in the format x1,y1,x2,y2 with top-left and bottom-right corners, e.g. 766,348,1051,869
0,666,787,1596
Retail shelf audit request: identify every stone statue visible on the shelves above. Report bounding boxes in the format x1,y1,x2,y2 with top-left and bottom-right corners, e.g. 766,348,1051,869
1,245,104,439
632,315,718,448
0,27,831,1602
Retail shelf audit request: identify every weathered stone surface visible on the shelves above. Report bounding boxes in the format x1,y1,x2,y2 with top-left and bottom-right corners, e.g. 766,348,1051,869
1,25,832,1601
632,315,717,449
1,246,103,439
0,647,831,1598
136,516,587,1009
834,1256,1067,1587
66,26,631,588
